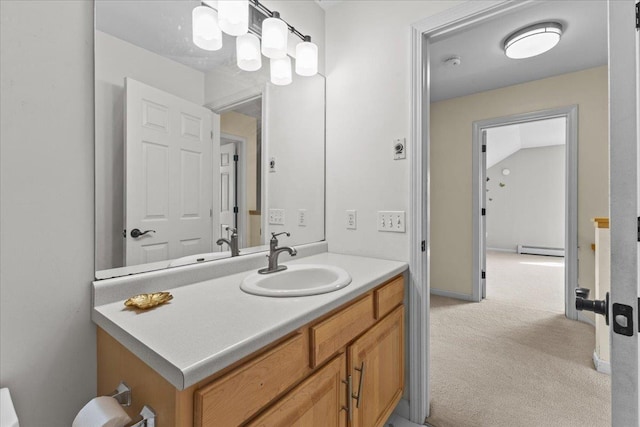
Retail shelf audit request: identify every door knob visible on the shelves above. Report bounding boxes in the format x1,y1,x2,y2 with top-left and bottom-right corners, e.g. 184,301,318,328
130,228,156,238
575,288,609,325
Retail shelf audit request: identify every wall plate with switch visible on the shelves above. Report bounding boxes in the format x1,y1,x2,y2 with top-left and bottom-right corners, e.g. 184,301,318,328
377,211,406,232
269,156,277,173
346,210,357,230
268,208,285,225
393,138,406,160
298,209,307,227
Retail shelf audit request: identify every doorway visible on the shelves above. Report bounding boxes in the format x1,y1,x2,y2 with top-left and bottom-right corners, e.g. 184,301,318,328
472,108,577,320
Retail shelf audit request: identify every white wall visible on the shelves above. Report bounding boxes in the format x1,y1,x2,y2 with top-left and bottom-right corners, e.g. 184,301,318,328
0,1,96,425
325,1,461,260
95,31,205,271
486,145,566,251
265,76,325,246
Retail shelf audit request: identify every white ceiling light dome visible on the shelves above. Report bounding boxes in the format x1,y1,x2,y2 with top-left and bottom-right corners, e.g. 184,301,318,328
504,22,563,59
192,5,222,51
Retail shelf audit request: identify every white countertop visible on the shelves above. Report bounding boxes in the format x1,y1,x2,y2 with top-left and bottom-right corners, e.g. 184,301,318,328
92,252,407,390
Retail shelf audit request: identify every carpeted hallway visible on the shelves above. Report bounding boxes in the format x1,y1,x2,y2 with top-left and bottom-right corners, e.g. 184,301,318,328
426,252,611,427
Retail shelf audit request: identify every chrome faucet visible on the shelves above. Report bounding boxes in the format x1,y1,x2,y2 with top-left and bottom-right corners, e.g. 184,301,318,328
258,232,297,274
216,227,240,257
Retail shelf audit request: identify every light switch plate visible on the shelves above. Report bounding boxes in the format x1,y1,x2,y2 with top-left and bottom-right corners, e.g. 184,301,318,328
393,138,406,160
268,208,285,225
377,211,406,232
269,156,277,173
298,209,307,227
346,210,357,230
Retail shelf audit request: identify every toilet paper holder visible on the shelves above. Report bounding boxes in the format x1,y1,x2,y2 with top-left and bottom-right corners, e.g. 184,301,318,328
129,405,156,427
109,381,132,406
107,382,156,427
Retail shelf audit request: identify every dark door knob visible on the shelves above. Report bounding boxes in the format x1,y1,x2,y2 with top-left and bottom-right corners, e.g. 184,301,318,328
130,228,156,238
576,289,609,325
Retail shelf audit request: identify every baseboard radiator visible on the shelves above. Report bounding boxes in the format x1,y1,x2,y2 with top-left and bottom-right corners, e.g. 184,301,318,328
517,245,564,257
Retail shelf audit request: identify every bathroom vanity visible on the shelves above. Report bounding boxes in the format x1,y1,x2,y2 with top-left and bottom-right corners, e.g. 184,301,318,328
93,251,407,427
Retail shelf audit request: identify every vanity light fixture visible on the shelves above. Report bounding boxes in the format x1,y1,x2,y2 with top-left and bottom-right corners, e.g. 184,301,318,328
261,11,288,59
192,0,318,86
236,33,262,71
504,22,563,59
192,5,223,51
270,56,292,86
218,0,249,36
295,36,318,76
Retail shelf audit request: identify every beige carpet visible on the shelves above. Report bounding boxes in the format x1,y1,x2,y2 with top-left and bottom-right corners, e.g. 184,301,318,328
426,253,611,427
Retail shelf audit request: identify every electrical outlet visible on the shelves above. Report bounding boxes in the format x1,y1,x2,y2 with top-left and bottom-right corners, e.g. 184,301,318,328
346,210,357,230
377,211,406,232
298,209,307,227
268,208,285,225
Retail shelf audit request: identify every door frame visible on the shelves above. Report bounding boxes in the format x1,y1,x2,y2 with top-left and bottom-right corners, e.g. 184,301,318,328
220,133,249,249
608,1,639,425
471,106,579,322
410,0,542,422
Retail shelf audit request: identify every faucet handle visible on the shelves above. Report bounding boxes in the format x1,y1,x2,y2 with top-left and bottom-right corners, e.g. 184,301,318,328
271,231,290,239
225,226,237,234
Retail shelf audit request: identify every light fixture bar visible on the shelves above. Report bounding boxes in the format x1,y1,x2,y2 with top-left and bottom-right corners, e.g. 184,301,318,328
249,0,308,42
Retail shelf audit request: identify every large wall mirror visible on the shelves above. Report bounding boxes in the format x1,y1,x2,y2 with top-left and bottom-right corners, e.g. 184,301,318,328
95,0,325,279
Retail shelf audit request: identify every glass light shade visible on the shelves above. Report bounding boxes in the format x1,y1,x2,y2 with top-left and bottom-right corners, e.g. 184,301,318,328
295,39,318,76
192,6,222,51
218,0,249,36
270,56,292,86
504,22,563,59
261,13,288,59
236,33,262,71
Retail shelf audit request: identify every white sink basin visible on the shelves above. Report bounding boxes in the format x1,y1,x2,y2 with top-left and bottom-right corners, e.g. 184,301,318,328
240,264,352,297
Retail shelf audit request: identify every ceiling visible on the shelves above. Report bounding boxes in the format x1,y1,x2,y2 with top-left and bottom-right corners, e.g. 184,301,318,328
486,117,566,168
429,0,608,102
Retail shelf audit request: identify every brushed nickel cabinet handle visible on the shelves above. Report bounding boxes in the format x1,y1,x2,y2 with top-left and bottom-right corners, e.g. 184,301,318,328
341,375,353,420
353,361,366,409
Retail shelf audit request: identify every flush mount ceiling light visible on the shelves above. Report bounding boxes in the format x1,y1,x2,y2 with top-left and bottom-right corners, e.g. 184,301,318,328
192,0,318,85
504,22,563,59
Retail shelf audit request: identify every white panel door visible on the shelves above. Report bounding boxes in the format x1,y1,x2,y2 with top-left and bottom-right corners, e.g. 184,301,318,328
125,78,214,266
608,1,639,425
219,141,236,240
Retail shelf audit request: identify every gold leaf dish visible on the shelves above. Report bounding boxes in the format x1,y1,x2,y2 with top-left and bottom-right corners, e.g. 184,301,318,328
124,292,173,310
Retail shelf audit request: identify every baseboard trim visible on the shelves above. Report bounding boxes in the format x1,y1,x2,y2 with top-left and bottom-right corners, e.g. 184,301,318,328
487,247,517,253
593,351,611,375
577,312,596,327
430,288,475,301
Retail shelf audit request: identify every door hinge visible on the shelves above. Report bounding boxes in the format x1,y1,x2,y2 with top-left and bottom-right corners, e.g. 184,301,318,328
637,217,640,242
421,240,426,252
233,154,239,162
636,2,639,29
481,270,486,280
123,229,126,238
233,206,239,214
210,130,213,140
482,144,486,153
481,208,486,216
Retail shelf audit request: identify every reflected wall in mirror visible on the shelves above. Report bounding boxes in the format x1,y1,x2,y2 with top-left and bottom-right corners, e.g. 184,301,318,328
95,0,325,278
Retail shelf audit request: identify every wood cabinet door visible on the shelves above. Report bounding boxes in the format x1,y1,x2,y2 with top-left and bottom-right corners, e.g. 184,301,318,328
246,353,347,427
348,305,404,427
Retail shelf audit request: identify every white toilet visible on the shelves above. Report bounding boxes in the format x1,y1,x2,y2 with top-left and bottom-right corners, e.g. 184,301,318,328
0,388,19,427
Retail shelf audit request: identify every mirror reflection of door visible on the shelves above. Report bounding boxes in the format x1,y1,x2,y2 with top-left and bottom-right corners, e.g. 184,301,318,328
124,77,215,266
219,97,263,249
219,139,237,245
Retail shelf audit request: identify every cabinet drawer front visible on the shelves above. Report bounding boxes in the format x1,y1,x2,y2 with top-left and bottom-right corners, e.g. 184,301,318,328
194,333,308,427
310,294,375,367
246,353,347,427
375,276,404,319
